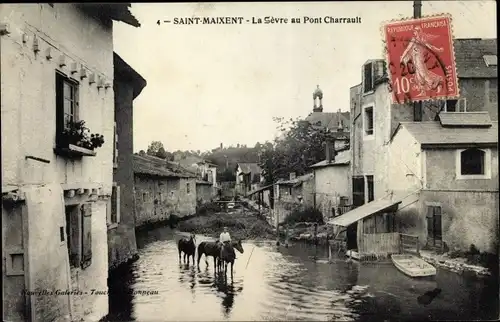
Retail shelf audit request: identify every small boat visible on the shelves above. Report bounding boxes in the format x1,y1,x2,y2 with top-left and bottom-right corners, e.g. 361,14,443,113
391,254,437,277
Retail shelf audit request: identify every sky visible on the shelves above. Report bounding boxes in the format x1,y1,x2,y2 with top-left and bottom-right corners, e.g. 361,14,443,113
113,1,497,153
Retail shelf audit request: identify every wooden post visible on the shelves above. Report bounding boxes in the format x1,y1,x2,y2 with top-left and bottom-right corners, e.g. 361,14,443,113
284,225,289,248
313,223,318,260
413,0,423,121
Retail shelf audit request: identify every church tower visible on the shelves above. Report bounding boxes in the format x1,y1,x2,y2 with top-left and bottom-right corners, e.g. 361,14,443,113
313,85,323,112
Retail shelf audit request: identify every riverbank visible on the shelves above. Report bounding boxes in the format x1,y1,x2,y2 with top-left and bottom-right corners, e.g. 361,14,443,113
420,250,495,278
177,203,276,240
287,223,330,245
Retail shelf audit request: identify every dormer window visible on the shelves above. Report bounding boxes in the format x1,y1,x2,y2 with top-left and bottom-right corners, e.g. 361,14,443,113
444,98,467,112
363,62,374,93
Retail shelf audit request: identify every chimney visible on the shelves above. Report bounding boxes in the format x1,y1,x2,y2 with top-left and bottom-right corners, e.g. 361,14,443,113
337,109,343,131
289,172,296,180
325,139,335,164
220,143,223,149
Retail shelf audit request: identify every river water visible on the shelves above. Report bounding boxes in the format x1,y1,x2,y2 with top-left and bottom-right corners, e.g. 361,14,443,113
107,226,498,321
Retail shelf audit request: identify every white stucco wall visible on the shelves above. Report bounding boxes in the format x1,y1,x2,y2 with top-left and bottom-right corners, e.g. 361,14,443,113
1,3,114,190
388,126,422,195
1,4,114,321
314,165,350,218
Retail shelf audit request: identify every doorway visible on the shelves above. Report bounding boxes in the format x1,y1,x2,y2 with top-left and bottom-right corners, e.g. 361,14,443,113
346,222,358,251
426,205,442,249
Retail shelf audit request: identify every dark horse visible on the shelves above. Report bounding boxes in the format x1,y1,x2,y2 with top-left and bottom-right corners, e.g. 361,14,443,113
178,233,196,265
219,240,244,279
197,240,222,270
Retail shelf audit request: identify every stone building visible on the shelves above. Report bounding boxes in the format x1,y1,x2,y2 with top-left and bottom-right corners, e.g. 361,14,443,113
196,180,214,206
133,153,197,227
273,173,315,224
389,116,498,253
329,38,498,258
310,150,351,220
1,3,140,321
235,162,262,195
306,85,351,133
107,53,146,271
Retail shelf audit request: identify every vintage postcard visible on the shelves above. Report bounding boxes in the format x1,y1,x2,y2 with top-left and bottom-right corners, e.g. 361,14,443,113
1,2,498,322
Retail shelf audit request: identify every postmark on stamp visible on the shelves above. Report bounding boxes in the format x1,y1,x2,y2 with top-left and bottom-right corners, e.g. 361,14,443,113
383,14,459,104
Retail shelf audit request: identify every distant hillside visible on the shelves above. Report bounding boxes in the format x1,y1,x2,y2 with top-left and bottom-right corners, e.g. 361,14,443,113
205,145,260,172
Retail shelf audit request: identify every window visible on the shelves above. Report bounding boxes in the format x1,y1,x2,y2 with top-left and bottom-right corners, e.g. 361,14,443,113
456,148,490,179
363,63,374,93
352,176,365,207
460,148,485,175
113,122,118,168
187,182,191,194
142,192,148,202
366,175,374,202
66,203,92,269
444,98,467,112
107,184,120,227
56,72,79,146
483,55,497,67
364,107,374,136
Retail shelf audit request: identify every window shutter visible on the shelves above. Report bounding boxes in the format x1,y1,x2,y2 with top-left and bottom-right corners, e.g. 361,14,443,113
55,73,64,146
458,99,467,112
106,199,111,225
113,122,118,166
81,203,92,269
426,206,434,237
68,207,82,267
116,186,121,224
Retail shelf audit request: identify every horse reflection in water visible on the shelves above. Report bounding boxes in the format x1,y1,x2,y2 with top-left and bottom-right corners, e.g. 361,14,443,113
178,263,197,292
212,273,244,318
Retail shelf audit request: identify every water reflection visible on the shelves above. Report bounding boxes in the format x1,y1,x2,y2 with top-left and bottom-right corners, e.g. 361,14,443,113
212,274,243,318
105,227,498,321
107,263,135,321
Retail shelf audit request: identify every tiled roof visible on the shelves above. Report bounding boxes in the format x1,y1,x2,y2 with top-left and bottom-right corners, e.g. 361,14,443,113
439,112,492,127
277,173,314,185
113,52,147,99
196,180,212,185
454,38,497,78
78,4,140,27
305,111,350,131
237,163,262,174
398,121,498,146
133,154,196,178
310,150,351,168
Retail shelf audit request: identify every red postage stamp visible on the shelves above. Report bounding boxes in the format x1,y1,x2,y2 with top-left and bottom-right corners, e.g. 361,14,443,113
383,15,459,104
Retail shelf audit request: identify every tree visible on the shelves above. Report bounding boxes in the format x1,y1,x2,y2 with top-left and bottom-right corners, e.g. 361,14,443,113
146,141,173,160
259,118,331,185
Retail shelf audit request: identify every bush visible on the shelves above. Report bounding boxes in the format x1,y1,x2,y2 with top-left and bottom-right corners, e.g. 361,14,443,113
283,207,324,225
196,201,222,216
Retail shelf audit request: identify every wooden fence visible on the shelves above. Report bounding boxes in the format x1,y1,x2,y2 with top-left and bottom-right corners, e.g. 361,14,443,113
358,232,400,256
336,205,354,216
